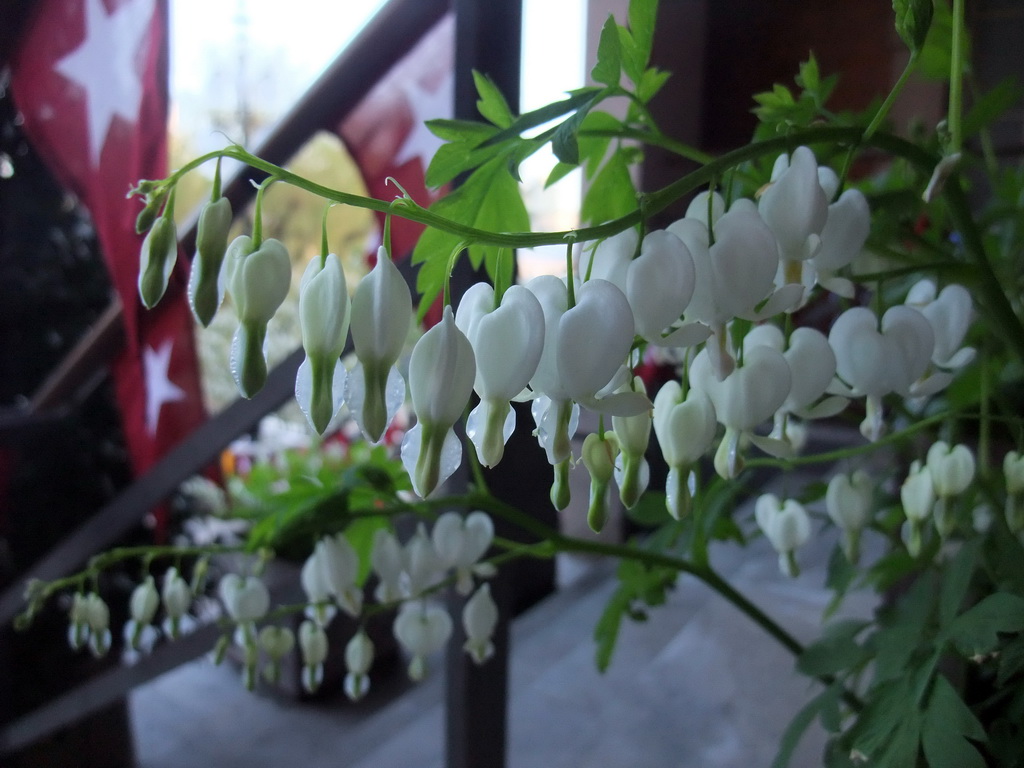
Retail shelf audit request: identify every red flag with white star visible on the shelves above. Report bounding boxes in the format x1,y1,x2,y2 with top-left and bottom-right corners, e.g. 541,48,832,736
338,13,454,263
8,0,206,484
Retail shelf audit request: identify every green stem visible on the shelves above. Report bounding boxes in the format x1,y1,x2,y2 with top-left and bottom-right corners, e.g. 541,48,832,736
949,0,965,152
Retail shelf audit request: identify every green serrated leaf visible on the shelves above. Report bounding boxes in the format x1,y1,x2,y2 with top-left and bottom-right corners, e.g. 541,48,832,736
578,110,622,177
947,592,1024,655
426,118,497,143
552,98,599,166
581,150,636,226
798,631,869,677
997,634,1024,685
592,15,622,87
473,70,514,127
939,539,978,627
962,77,1022,137
628,0,658,72
637,67,671,103
921,676,987,768
617,26,643,87
545,161,579,188
893,0,934,53
771,690,826,768
343,516,389,587
918,1,969,82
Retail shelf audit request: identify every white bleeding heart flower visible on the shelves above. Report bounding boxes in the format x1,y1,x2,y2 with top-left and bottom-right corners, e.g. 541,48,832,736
927,441,976,537
759,147,828,268
316,533,363,617
901,460,934,556
812,189,870,298
669,207,800,379
1004,451,1024,533
301,548,337,626
218,574,270,624
906,280,976,370
346,247,413,443
582,229,696,345
744,324,845,446
344,630,375,701
129,576,159,627
755,494,812,577
457,283,545,467
652,381,717,519
296,253,350,435
401,306,476,498
404,524,446,598
394,601,453,681
627,230,696,344
299,619,328,693
161,566,192,638
432,511,495,595
826,470,875,563
462,583,499,664
371,528,405,603
611,377,653,509
258,625,296,686
828,306,935,440
690,345,792,479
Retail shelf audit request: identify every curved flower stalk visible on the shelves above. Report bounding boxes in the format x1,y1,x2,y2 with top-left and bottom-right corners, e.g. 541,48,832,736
827,306,935,440
456,283,545,467
755,494,812,578
825,471,875,563
394,601,453,681
669,205,801,380
926,441,975,537
611,378,653,509
463,584,499,664
296,252,351,435
188,197,233,326
901,460,935,557
431,511,495,595
226,235,293,398
690,344,792,479
401,306,476,497
346,246,413,443
652,381,717,519
743,324,846,449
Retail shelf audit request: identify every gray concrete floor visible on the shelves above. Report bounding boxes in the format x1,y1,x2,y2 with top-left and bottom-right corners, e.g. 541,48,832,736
131,503,879,768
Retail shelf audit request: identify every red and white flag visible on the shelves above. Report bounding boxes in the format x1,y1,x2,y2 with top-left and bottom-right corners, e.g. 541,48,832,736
338,13,454,264
9,0,206,483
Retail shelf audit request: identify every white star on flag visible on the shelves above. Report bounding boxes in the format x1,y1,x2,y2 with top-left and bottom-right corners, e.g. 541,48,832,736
143,339,186,435
394,71,454,172
55,0,156,166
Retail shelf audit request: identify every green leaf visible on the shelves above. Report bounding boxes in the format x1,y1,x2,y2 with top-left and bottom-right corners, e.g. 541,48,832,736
476,88,603,149
637,67,671,104
962,77,1022,138
552,103,595,166
893,0,934,53
938,539,978,627
627,0,658,72
921,677,987,768
625,490,670,526
771,690,826,768
545,161,579,188
997,634,1024,685
617,26,643,87
591,15,622,87
798,622,870,677
594,559,677,671
343,516,389,587
581,150,636,225
577,110,623,177
412,155,529,314
473,70,513,127
947,592,1024,655
918,1,970,82
426,118,497,143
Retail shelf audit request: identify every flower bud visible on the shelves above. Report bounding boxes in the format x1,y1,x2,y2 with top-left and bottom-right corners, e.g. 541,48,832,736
582,432,619,532
130,576,160,626
189,197,233,326
901,460,934,556
299,619,328,693
926,442,975,497
825,471,874,563
344,630,375,701
138,216,178,309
